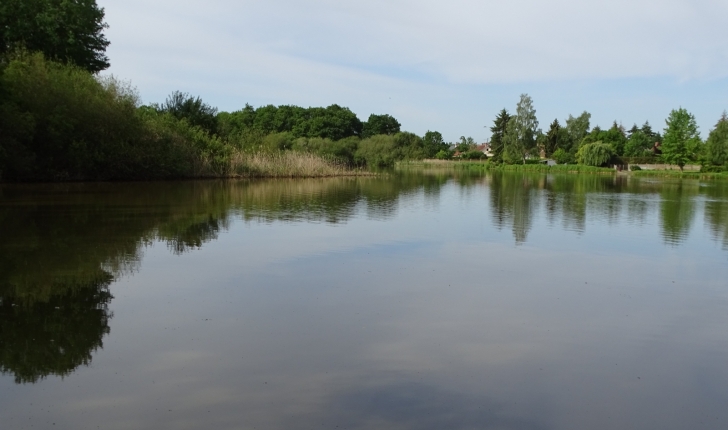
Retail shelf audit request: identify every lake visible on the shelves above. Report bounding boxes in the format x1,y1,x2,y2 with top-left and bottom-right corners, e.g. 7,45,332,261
1,172,727,430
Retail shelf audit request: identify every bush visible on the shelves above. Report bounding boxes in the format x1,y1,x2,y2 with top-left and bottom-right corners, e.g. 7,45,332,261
356,135,398,168
461,150,486,160
434,149,451,160
0,51,145,180
629,165,642,171
552,148,574,164
700,165,727,173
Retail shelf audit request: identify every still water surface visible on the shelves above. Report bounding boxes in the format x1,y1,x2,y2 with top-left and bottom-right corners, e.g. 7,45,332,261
1,172,728,429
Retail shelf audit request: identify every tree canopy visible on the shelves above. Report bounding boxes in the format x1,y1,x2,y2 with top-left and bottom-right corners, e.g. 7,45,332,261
362,114,401,138
662,108,702,170
504,94,538,164
0,0,110,73
705,112,728,167
489,109,511,163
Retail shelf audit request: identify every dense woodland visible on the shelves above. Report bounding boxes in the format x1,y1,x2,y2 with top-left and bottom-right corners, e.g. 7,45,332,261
1,1,727,181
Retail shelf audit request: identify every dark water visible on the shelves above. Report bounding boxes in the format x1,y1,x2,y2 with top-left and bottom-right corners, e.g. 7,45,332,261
1,172,727,430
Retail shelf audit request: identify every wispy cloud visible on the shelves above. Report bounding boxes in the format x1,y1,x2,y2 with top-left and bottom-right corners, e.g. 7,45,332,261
100,0,728,141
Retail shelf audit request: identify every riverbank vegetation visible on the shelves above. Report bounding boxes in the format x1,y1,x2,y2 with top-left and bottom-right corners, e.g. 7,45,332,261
1,1,727,181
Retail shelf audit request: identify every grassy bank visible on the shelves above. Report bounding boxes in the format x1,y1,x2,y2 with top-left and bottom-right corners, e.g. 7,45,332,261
630,169,728,180
398,160,616,174
399,160,728,179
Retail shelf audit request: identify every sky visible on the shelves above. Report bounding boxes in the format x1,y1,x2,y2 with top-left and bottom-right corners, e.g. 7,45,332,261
99,0,728,143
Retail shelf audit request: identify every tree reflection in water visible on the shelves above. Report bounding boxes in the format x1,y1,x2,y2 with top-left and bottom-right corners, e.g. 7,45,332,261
1,173,727,384
0,275,112,384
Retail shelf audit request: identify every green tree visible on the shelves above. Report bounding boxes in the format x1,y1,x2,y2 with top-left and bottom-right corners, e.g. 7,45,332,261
705,112,728,167
504,94,538,164
543,119,561,157
422,130,446,158
489,109,511,163
158,91,218,134
662,108,702,171
362,114,400,138
624,121,658,157
582,121,627,155
0,0,110,73
294,105,363,140
576,141,614,166
563,111,591,153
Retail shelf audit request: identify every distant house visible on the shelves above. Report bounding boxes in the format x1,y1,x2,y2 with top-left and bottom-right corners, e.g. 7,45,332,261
476,142,493,157
652,141,662,155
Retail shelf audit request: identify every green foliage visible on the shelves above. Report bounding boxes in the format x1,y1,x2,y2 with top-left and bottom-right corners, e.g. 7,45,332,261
0,52,144,180
292,135,360,166
461,150,486,160
455,136,477,153
294,105,363,140
423,130,447,158
624,125,653,157
356,135,398,168
156,91,218,134
576,141,615,167
563,111,591,153
362,114,400,138
489,109,511,163
662,108,702,170
552,148,575,164
504,94,539,164
0,0,110,72
434,149,452,160
543,119,562,157
705,112,728,167
581,121,627,155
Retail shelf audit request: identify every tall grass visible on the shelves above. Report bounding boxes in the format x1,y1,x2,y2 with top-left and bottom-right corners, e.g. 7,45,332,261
229,151,368,178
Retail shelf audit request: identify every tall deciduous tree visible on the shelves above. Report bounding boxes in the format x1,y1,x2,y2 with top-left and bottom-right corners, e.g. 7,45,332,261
504,94,538,164
662,108,702,171
0,0,110,73
705,112,728,167
564,111,591,153
422,130,446,158
489,109,511,163
362,114,400,138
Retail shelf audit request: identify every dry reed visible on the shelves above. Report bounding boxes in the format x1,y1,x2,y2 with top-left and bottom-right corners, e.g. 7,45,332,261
228,151,369,178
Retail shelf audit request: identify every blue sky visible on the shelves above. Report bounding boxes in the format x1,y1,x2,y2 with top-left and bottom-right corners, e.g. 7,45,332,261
99,0,728,143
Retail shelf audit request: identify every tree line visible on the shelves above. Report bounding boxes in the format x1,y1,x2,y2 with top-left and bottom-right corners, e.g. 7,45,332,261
1,1,726,180
489,94,728,171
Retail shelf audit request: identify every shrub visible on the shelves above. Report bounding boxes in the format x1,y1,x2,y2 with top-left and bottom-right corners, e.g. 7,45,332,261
461,150,486,160
0,51,145,180
552,148,574,164
434,149,451,160
356,135,398,167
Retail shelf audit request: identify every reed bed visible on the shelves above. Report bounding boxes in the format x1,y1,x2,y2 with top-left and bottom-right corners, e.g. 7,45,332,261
229,151,369,178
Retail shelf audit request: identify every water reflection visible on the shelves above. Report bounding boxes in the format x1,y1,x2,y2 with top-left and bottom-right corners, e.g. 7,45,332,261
489,173,540,244
659,182,698,245
1,173,727,386
0,276,112,384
